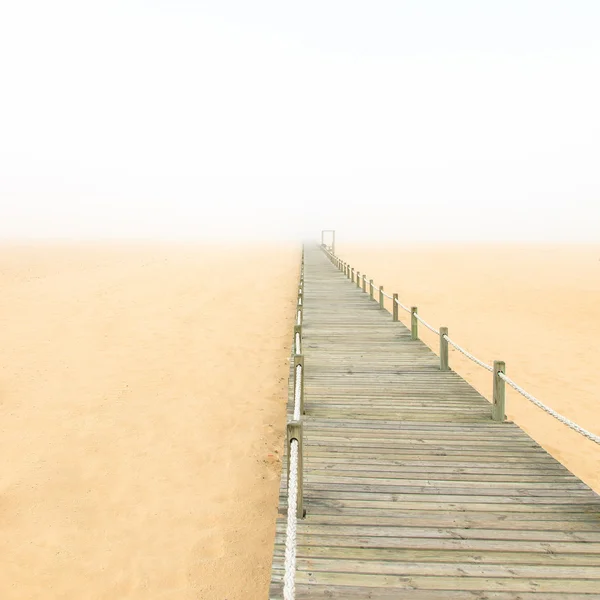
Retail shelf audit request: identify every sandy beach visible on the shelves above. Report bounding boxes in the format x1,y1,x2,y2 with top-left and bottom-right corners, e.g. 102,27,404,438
338,242,600,493
0,243,298,599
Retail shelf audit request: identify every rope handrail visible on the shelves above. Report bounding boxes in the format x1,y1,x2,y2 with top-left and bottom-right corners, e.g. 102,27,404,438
414,312,439,335
283,261,305,598
394,297,411,313
498,372,600,445
443,334,494,373
283,439,299,599
293,364,302,420
321,243,599,445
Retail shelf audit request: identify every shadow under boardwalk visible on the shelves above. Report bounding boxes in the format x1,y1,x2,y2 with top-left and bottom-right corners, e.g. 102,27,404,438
269,246,600,599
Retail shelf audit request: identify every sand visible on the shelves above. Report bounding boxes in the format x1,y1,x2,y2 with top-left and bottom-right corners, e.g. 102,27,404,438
338,242,600,493
0,243,299,599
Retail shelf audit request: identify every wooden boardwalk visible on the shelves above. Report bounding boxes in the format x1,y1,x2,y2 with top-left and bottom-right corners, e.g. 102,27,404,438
269,246,600,599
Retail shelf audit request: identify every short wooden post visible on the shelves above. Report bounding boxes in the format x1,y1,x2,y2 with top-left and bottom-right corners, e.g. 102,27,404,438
296,306,303,326
439,327,449,371
369,279,374,299
493,361,506,422
294,354,305,415
362,274,366,292
411,307,418,340
379,286,384,309
287,420,305,518
351,268,354,283
356,271,361,288
392,293,399,321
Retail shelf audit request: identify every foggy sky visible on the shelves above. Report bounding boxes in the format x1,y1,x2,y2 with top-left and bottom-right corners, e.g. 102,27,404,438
1,1,599,242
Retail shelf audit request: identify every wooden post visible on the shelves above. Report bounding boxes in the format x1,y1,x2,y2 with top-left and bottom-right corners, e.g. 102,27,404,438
493,360,506,422
411,307,418,340
356,271,361,288
362,274,366,292
294,354,305,415
296,306,303,326
392,294,399,321
379,286,384,309
439,327,449,371
351,268,354,283
287,420,305,518
369,279,374,299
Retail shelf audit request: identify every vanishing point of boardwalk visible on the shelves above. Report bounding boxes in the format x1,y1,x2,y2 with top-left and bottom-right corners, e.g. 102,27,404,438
269,245,600,599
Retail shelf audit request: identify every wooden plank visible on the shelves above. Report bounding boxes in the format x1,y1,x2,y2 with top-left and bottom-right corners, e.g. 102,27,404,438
272,544,600,565
285,572,600,593
280,588,600,600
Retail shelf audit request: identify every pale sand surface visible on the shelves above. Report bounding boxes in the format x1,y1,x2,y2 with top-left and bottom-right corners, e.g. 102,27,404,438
338,243,600,493
0,243,298,599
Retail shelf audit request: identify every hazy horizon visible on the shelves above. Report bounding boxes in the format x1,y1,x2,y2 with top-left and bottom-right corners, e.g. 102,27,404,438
1,1,599,243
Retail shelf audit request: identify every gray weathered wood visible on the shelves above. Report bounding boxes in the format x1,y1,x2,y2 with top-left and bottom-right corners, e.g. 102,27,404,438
379,285,384,309
440,326,449,371
493,360,506,422
411,305,418,340
392,293,398,321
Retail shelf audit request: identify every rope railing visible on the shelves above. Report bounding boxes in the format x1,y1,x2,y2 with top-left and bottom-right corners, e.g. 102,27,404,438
283,258,306,599
443,334,493,372
414,312,439,335
499,372,600,446
283,438,299,600
321,243,600,443
394,296,411,313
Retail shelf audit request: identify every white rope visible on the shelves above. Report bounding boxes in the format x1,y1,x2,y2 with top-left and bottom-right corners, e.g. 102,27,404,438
295,333,301,355
498,373,600,445
382,291,393,300
298,297,302,306
394,297,411,313
283,438,299,600
443,334,493,372
296,311,301,326
293,364,302,420
414,313,439,335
